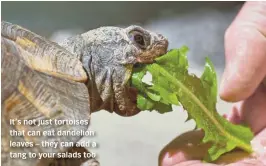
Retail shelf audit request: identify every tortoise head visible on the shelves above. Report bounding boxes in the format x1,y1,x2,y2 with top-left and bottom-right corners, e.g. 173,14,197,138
79,25,168,116
81,25,168,65
123,25,169,64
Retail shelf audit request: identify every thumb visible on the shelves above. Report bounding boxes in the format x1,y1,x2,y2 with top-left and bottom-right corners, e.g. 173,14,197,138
220,2,266,102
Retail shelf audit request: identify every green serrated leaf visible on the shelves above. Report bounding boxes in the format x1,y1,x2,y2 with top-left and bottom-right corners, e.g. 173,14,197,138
136,94,154,110
147,91,161,101
149,85,179,105
131,46,254,162
131,67,147,93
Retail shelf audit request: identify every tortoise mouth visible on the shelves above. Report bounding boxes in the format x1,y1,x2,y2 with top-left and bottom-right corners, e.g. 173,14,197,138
128,47,168,110
136,42,168,64
133,62,146,68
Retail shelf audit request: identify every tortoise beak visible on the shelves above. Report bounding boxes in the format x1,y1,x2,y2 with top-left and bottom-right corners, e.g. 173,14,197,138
136,34,168,64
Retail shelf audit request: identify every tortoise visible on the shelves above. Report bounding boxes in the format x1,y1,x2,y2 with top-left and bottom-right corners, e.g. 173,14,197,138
1,21,168,166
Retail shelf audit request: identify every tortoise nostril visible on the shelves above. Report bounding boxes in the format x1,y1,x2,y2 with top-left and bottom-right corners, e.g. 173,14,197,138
157,34,169,49
158,34,167,40
157,34,164,41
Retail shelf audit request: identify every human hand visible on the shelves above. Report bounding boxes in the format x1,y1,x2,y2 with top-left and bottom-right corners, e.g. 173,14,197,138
159,2,266,165
159,119,266,166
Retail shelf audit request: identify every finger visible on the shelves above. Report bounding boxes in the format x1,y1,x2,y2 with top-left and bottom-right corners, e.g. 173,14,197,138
159,130,251,166
250,128,266,164
226,84,266,134
226,104,243,125
226,129,266,166
159,130,211,166
162,155,203,166
171,160,216,166
227,158,264,166
220,2,266,102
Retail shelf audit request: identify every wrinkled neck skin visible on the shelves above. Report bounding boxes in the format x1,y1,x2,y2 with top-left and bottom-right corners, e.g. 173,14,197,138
59,28,140,116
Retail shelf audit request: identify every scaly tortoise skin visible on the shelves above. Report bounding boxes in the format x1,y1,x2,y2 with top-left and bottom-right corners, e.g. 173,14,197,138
1,21,168,166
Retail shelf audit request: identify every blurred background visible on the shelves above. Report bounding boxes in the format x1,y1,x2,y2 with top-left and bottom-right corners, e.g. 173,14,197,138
2,2,244,166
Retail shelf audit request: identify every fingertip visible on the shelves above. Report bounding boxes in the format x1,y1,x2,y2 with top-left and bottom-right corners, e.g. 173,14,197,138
227,103,243,124
219,69,255,102
161,152,187,166
220,1,266,102
161,152,172,166
159,131,207,166
219,63,265,102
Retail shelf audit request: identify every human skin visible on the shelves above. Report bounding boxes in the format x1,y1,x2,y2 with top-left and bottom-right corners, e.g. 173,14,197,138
159,2,266,166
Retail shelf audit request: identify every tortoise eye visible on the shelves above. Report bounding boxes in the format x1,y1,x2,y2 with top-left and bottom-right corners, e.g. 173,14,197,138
129,30,149,49
134,34,145,47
